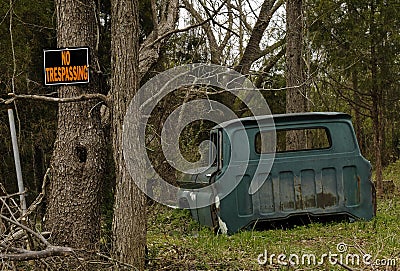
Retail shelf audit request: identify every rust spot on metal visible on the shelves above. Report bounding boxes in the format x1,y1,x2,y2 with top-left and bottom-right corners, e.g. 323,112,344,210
295,184,302,209
281,201,295,210
316,193,336,208
296,195,303,209
303,196,316,209
357,175,361,203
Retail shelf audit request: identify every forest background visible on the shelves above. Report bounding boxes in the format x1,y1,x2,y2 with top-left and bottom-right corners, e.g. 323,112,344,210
0,0,399,270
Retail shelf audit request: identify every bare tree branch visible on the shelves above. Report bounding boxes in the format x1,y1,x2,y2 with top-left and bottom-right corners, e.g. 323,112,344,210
149,16,214,47
139,0,179,80
235,0,284,75
20,168,50,220
150,0,158,35
96,252,134,269
1,92,109,106
0,246,73,261
0,185,75,262
256,37,285,60
0,215,50,247
183,0,229,63
196,0,238,40
254,46,286,88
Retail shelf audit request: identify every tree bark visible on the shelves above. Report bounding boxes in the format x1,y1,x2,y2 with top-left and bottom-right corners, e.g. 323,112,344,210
111,0,147,269
285,0,307,150
352,71,364,154
234,0,280,75
45,0,105,250
370,0,383,196
139,0,179,80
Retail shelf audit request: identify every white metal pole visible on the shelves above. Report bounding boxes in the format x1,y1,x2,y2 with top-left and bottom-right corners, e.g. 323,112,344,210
7,108,27,214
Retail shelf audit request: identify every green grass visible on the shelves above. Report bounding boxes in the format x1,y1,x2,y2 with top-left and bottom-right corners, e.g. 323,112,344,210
146,162,400,270
147,200,399,270
383,159,400,187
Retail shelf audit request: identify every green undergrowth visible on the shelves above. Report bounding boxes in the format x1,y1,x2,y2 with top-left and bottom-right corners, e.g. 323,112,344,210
146,162,400,270
383,159,400,187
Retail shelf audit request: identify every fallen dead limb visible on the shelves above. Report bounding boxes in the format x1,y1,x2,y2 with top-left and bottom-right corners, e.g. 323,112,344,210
0,181,75,263
20,168,50,220
96,252,135,269
0,214,49,246
0,245,73,261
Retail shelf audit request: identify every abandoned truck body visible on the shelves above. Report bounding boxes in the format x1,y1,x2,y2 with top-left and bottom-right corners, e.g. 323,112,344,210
177,112,376,234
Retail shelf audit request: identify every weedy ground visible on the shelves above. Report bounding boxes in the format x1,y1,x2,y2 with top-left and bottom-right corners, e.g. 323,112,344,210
146,161,400,271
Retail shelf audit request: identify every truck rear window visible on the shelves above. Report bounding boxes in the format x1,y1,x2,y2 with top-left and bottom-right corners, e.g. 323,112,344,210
255,128,331,153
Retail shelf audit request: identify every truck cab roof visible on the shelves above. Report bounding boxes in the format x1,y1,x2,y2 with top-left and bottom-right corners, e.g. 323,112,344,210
213,112,351,130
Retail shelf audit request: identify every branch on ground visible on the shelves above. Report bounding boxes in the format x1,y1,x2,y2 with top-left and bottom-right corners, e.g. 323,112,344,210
0,180,74,262
0,245,73,261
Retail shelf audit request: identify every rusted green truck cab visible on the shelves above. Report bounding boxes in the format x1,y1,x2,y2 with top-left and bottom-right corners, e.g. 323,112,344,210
177,113,376,234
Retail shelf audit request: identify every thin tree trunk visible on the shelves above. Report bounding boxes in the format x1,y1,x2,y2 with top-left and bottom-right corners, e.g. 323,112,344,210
285,0,307,150
45,0,105,250
352,71,364,154
370,0,383,196
371,96,383,196
111,0,147,269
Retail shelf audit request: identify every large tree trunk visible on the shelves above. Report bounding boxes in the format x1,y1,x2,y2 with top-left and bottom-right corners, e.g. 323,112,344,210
45,0,105,250
285,0,307,150
111,0,147,269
